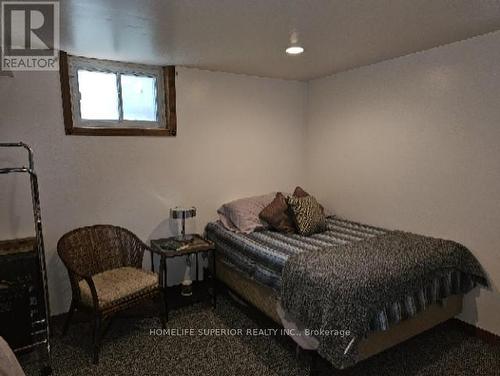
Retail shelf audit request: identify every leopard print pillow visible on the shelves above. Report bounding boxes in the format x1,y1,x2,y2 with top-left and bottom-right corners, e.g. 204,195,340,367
287,195,326,236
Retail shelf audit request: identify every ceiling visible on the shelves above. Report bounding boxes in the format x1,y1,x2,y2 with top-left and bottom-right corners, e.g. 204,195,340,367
61,0,500,80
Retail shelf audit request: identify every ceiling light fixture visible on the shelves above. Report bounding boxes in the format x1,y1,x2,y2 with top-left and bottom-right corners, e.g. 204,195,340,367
286,46,304,55
286,30,304,55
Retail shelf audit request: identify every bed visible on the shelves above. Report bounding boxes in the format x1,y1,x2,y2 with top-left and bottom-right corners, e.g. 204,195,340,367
205,216,485,370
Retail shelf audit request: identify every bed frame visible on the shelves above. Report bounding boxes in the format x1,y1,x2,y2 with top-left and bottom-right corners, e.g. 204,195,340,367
215,255,463,371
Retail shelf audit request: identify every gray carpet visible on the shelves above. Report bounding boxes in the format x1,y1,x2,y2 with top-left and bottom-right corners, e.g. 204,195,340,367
21,294,500,376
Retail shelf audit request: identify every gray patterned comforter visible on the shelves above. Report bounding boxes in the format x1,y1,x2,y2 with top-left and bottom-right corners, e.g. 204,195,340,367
205,217,486,367
281,230,486,368
206,216,387,291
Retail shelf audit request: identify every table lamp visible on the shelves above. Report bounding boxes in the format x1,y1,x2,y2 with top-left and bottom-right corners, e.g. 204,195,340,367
171,206,197,241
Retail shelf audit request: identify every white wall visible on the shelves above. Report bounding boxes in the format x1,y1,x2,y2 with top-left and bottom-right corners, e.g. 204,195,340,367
2,32,499,336
0,67,306,315
306,31,500,335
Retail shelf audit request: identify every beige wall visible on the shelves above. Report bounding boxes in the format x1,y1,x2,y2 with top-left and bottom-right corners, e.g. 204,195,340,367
0,67,306,315
306,31,500,335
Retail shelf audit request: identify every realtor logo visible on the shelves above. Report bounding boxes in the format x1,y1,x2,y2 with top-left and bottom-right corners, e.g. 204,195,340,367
1,1,59,71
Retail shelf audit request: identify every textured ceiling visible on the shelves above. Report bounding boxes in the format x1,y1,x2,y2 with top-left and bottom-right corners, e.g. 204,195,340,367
61,0,500,80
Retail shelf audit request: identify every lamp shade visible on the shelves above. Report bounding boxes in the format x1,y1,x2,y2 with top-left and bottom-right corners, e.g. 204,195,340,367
171,207,196,220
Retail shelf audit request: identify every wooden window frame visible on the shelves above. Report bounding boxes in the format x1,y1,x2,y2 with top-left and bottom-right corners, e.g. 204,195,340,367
59,51,176,136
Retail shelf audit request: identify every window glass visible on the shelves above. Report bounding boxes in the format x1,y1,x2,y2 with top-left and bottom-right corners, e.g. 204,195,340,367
63,54,176,136
77,70,119,120
121,75,157,121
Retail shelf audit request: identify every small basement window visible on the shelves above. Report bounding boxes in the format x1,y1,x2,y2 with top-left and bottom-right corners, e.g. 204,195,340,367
59,52,176,136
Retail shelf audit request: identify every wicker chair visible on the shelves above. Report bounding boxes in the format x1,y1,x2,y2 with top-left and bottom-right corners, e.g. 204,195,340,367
57,225,166,364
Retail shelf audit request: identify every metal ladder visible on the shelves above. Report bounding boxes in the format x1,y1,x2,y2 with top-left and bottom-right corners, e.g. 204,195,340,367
0,142,52,375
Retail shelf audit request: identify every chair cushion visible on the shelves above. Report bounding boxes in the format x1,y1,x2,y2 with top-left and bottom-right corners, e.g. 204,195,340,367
79,267,159,309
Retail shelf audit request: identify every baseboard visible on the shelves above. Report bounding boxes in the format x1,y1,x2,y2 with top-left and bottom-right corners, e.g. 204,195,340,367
450,318,500,346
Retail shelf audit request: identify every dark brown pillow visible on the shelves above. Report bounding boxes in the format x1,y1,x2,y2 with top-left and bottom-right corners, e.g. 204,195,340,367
287,195,326,236
293,186,310,198
259,193,296,233
293,186,325,213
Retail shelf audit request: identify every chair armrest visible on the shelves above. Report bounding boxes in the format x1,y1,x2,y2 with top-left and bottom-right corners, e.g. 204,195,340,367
81,275,100,311
63,263,94,281
124,231,163,263
145,245,165,256
62,265,100,310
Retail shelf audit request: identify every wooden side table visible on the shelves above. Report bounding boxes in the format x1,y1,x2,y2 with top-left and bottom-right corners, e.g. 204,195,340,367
150,234,216,321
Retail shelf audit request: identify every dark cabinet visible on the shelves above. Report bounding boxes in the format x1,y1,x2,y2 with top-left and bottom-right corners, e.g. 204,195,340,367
0,238,44,350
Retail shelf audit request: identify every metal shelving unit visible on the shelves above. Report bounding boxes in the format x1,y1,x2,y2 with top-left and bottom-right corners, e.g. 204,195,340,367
0,142,52,375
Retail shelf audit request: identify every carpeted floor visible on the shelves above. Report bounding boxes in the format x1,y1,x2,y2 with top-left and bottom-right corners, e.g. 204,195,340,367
21,293,500,376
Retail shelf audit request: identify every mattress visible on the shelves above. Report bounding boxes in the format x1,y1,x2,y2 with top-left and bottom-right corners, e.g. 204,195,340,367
206,216,386,290
205,216,477,332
